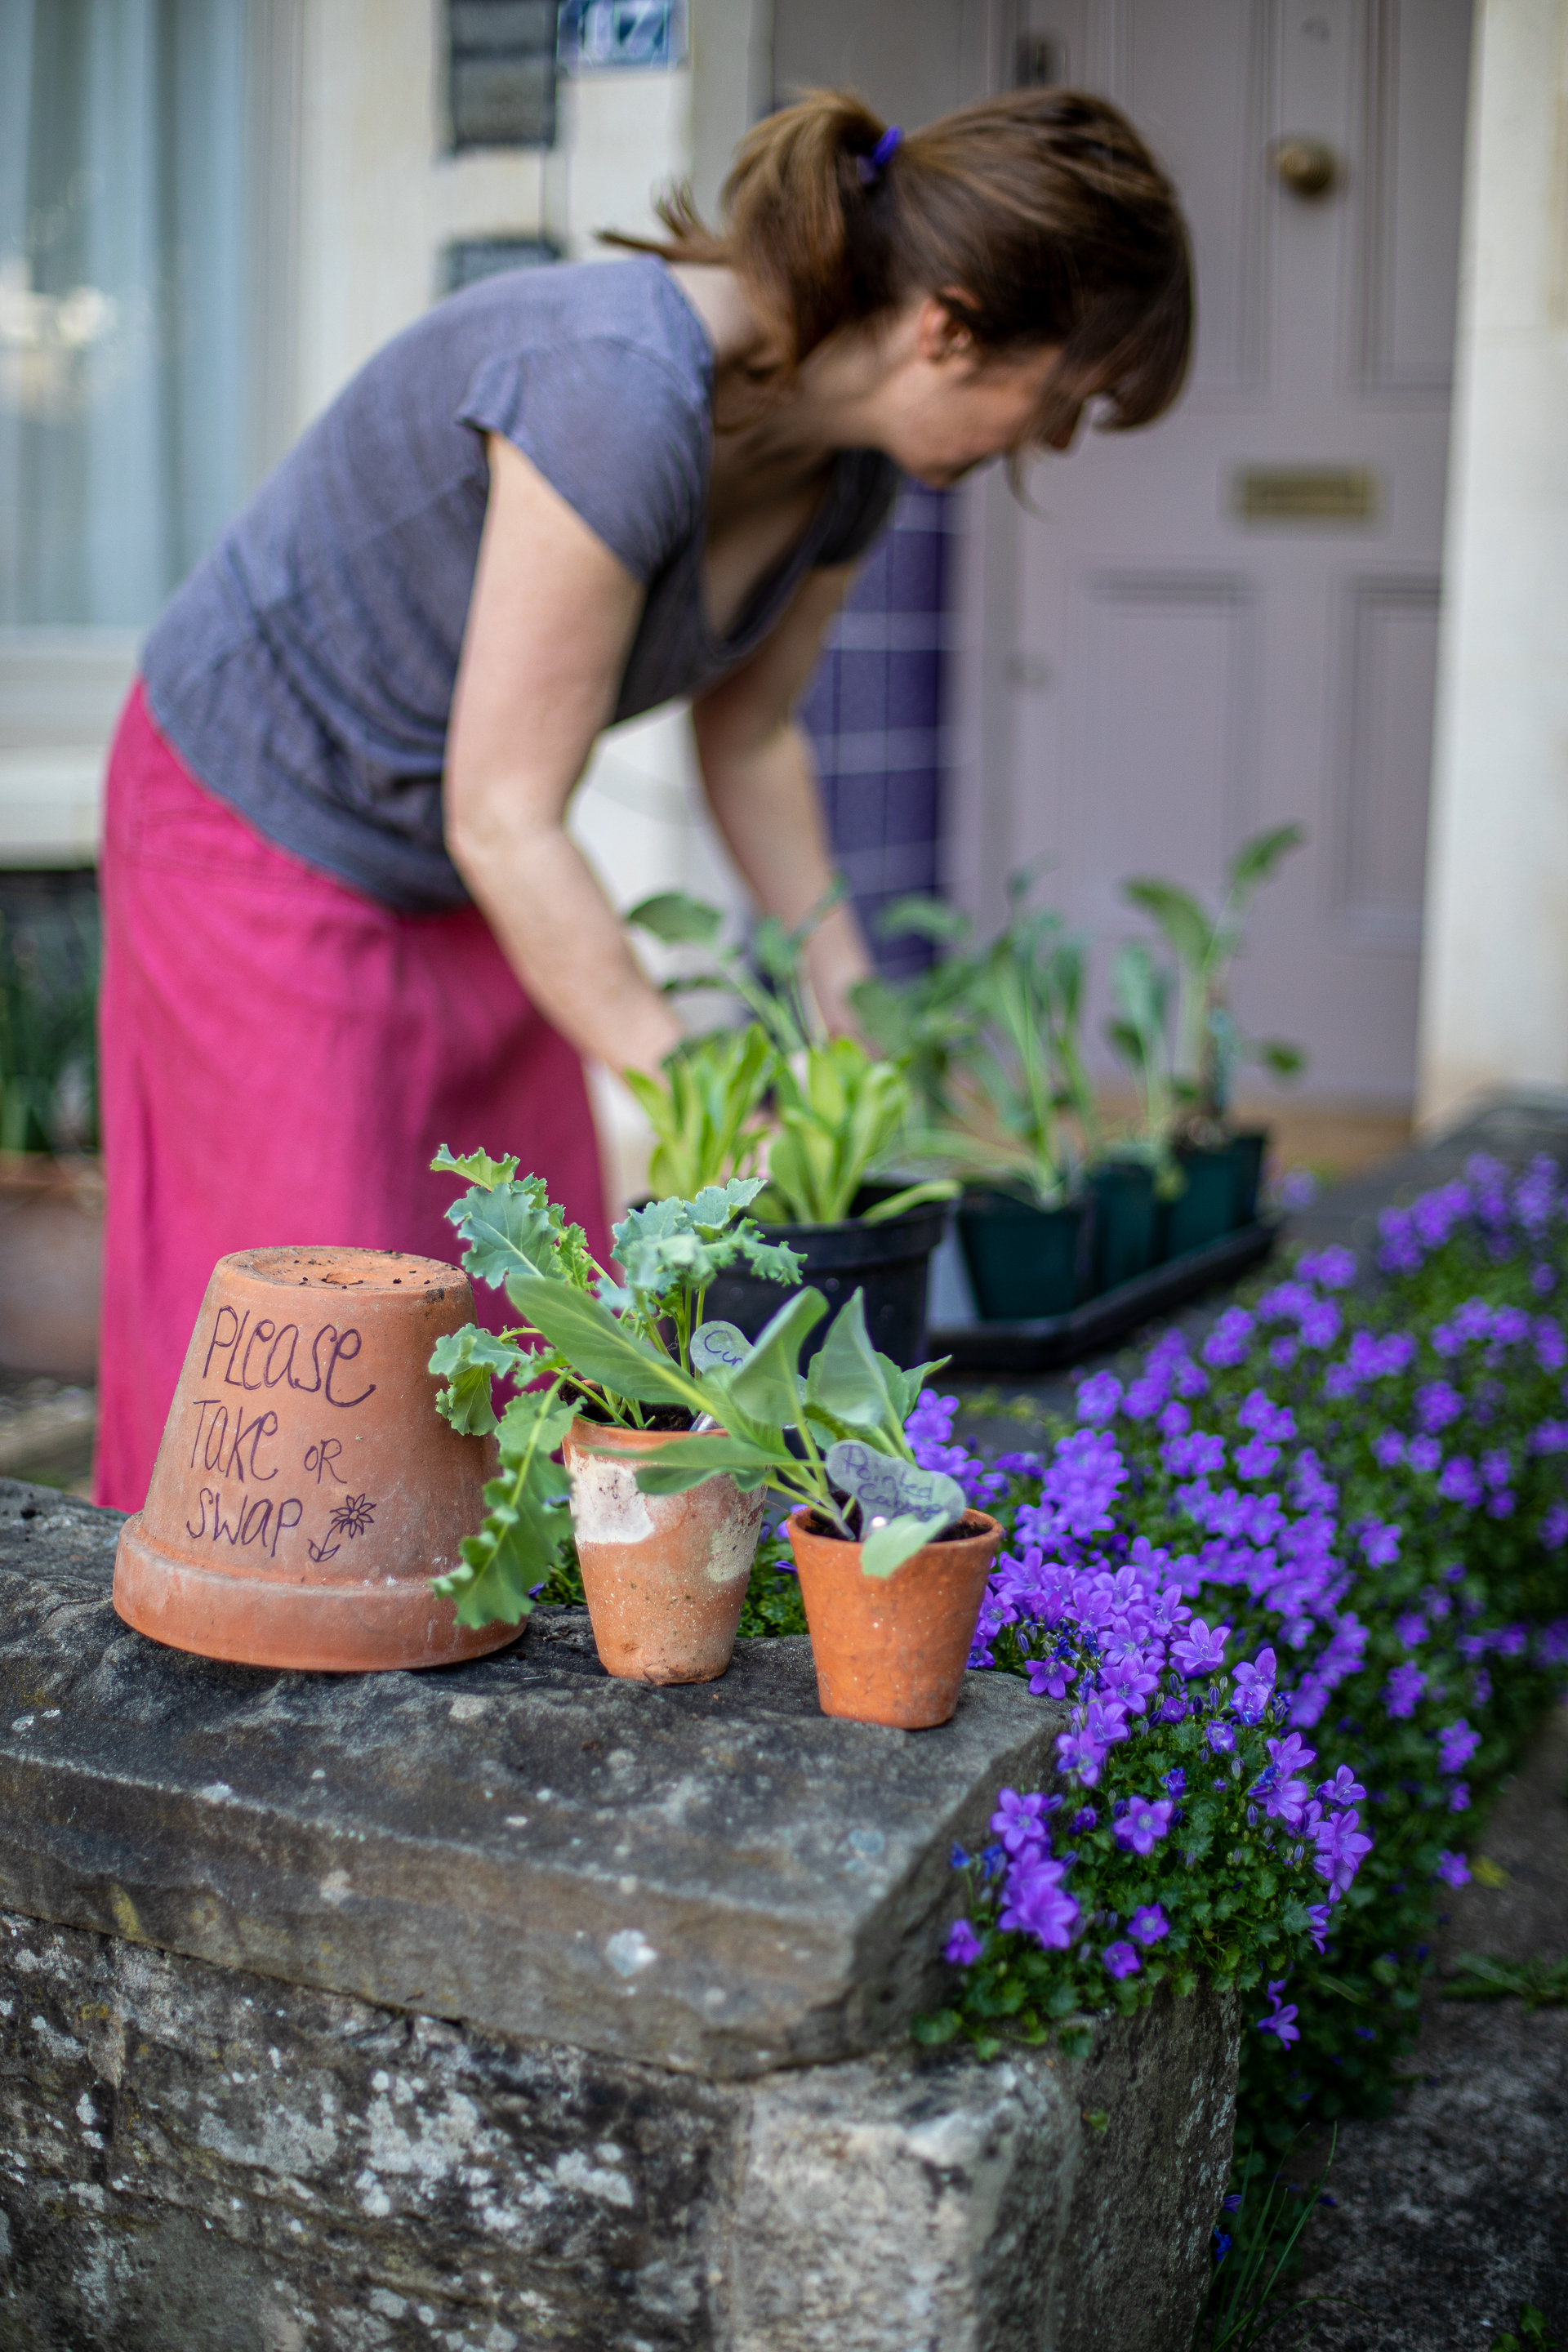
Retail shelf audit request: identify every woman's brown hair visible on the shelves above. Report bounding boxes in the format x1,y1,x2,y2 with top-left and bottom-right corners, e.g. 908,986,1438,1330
612,87,1193,443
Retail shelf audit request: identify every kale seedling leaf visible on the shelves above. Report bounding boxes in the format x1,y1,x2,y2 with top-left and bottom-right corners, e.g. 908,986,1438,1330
428,1324,522,1437
431,1143,520,1192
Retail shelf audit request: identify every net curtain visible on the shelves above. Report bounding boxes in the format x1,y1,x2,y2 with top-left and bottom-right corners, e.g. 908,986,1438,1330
0,0,252,626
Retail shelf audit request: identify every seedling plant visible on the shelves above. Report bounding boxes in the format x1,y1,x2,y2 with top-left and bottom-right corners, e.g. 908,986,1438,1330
425,1147,967,1629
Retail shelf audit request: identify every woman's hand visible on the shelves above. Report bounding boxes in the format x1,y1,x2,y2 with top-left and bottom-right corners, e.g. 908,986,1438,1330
692,568,875,1040
445,435,683,1076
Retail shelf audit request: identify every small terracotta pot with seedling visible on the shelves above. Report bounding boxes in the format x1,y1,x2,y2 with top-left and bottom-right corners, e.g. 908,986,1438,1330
784,1446,1000,1731
113,1245,504,1673
425,1150,801,1684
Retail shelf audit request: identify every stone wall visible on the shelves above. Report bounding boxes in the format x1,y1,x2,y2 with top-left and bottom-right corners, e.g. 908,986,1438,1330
0,1488,1237,2350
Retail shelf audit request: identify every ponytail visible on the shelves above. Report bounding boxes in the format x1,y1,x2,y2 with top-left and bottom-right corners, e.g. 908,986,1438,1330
608,87,1193,440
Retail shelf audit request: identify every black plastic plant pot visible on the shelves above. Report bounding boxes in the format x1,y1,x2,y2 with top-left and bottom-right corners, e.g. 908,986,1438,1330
1088,1160,1156,1296
699,1191,948,1370
956,1192,1085,1322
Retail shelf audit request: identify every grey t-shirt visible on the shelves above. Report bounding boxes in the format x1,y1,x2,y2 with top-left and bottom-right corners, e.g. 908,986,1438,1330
140,257,901,911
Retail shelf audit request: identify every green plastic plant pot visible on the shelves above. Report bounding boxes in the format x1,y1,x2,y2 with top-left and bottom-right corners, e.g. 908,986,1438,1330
1229,1129,1268,1227
955,1192,1085,1321
1088,1160,1156,1295
1153,1146,1239,1263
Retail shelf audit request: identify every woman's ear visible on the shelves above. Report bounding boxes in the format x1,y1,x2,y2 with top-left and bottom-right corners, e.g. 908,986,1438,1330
914,292,978,364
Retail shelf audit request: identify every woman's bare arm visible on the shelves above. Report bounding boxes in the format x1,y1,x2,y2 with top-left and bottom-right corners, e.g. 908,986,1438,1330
444,435,683,1076
691,567,874,1036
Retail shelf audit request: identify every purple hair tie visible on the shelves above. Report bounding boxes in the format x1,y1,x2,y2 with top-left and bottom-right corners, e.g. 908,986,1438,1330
857,125,902,185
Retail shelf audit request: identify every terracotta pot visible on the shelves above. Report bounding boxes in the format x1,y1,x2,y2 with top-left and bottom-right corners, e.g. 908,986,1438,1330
113,1246,508,1673
786,1506,1002,1731
564,1418,765,1685
0,1153,103,1379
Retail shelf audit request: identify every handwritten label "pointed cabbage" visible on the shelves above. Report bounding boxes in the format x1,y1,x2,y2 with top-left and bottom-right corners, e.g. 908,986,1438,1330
826,1441,966,1539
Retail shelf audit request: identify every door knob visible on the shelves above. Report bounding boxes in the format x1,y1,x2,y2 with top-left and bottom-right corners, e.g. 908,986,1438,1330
1271,136,1338,198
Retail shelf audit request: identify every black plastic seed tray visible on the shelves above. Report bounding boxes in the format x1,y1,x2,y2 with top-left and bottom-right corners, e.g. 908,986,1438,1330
928,1218,1281,1375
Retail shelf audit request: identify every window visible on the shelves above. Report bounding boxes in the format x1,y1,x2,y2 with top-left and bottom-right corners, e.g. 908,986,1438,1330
0,0,297,860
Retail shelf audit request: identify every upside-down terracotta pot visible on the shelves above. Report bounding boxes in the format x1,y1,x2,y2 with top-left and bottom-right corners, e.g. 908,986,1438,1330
564,1419,765,1685
113,1246,507,1673
787,1507,1002,1730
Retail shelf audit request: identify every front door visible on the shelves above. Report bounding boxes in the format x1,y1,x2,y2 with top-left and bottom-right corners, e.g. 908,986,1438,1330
951,0,1473,1107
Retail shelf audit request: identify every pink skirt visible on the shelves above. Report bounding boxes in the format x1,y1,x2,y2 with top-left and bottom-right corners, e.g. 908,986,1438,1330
96,683,610,1512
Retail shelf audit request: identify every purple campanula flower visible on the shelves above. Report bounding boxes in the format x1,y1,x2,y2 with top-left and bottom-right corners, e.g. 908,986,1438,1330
1207,1720,1236,1756
1232,1648,1277,1723
1076,1370,1123,1425
1238,1390,1297,1443
1270,1336,1299,1370
1312,1808,1372,1895
1433,1850,1471,1888
1438,1455,1484,1509
945,1919,982,1966
1174,1616,1231,1677
1449,1782,1470,1811
1385,1663,1426,1719
1372,1430,1406,1468
1416,1381,1463,1435
1318,1766,1366,1807
1257,1980,1299,2047
1298,1245,1355,1289
1164,1767,1187,1799
1114,1796,1174,1855
1306,1902,1333,1954
1158,1399,1192,1440
1359,1521,1402,1568
1071,1806,1098,1833
1407,1436,1442,1474
1280,1169,1318,1209
1204,1307,1255,1368
1480,1449,1513,1490
1235,1437,1281,1481
1129,1903,1169,1946
1000,1860,1080,1950
1530,1421,1568,1454
1267,1732,1315,1779
1394,1611,1427,1650
991,1788,1053,1855
1102,1940,1141,1980
1437,1719,1480,1773
1472,1665,1493,1703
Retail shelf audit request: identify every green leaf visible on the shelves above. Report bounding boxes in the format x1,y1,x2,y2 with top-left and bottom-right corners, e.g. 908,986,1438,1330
447,1175,565,1290
858,1178,960,1223
625,890,724,947
911,2007,963,2045
506,1274,700,1410
1258,1038,1306,1080
719,1286,827,1428
626,1432,786,1494
430,1384,573,1626
803,1290,901,1438
427,1324,521,1437
431,1143,519,1191
1122,878,1214,973
1227,821,1306,898
875,895,973,947
860,1510,953,1577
